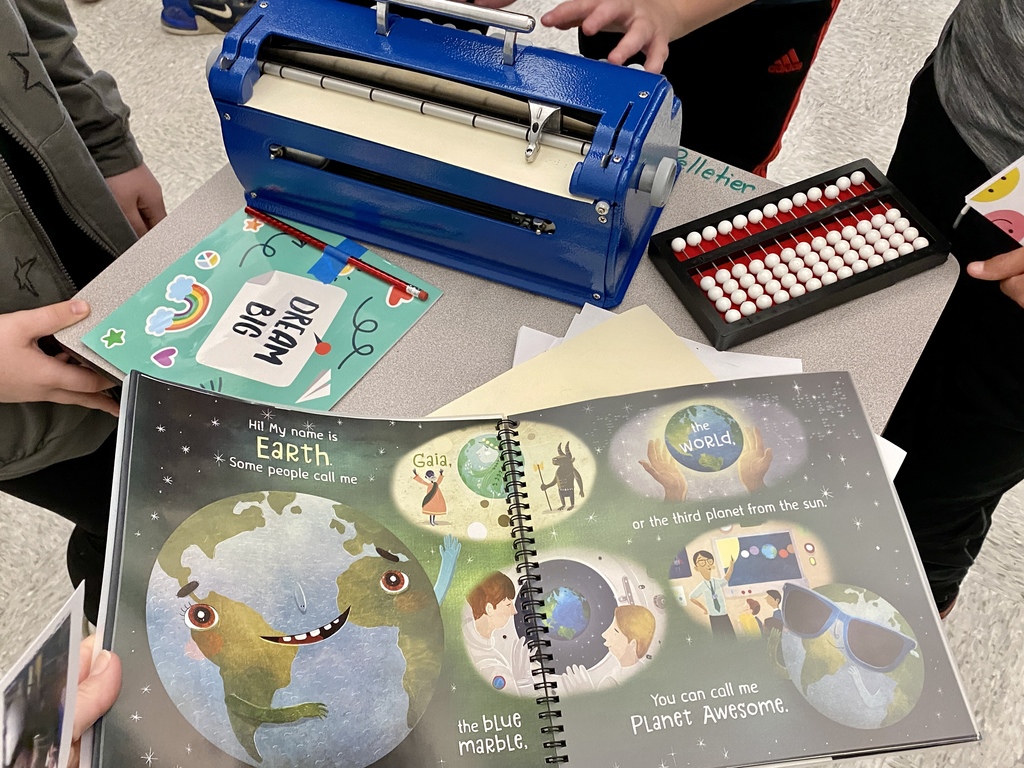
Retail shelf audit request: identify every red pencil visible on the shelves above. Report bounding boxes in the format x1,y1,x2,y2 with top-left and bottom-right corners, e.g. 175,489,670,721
243,206,429,301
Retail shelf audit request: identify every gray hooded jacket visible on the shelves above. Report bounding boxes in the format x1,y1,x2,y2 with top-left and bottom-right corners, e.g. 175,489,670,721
0,0,139,479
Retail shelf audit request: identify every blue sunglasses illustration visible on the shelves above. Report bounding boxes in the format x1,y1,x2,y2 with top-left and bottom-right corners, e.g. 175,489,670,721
781,583,916,673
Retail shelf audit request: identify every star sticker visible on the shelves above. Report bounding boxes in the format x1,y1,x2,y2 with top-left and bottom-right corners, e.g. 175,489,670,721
303,421,317,431
150,512,160,521
13,255,38,296
378,447,386,455
141,685,151,694
141,748,157,765
210,418,220,427
242,217,264,232
389,420,396,426
163,476,173,484
214,453,225,465
262,408,275,421
839,454,846,464
820,486,832,499
134,531,141,537
853,518,862,530
131,711,142,722
181,445,190,454
101,328,126,348
586,513,597,523
156,425,165,432
186,745,191,755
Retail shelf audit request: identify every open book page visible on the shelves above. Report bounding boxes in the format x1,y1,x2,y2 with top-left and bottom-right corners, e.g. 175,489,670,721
506,373,977,767
94,374,548,768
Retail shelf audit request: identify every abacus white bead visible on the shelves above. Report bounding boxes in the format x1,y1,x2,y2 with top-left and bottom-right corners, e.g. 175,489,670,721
763,203,779,218
898,242,915,256
703,225,719,240
772,264,789,279
671,236,687,252
739,273,756,289
882,248,900,262
756,294,774,310
716,297,732,312
849,234,866,251
894,217,910,232
824,185,840,199
731,263,748,278
837,265,854,280
731,289,748,304
789,283,807,298
687,231,703,247
723,278,740,294
781,273,798,289
774,290,791,304
780,247,797,262
765,279,782,295
828,255,845,271
789,257,805,272
748,209,764,225
725,308,742,323
757,269,772,285
841,225,858,241
716,268,731,283
804,252,821,267
795,242,812,258
708,286,724,301
836,176,852,191
865,230,881,245
732,214,749,230
793,192,808,207
874,239,889,254
856,219,873,235
879,223,896,239
778,198,793,213
834,240,851,255
747,284,765,299
700,275,716,291
806,277,823,291
811,236,828,252
821,271,838,285
913,237,930,250
748,259,765,274
812,261,829,277
885,208,901,223
867,254,884,268
903,226,920,241
797,267,813,283
859,244,876,260
852,259,868,273
807,187,823,202
871,214,887,229
740,301,757,316
826,230,842,246
843,251,859,266
764,253,781,269
718,220,734,236
888,232,906,247
851,170,866,185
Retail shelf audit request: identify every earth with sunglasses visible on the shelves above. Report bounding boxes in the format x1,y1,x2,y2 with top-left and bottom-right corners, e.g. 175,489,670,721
777,583,924,729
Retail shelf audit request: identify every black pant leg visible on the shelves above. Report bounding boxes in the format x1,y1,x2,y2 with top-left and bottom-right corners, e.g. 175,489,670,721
0,431,117,622
882,61,1024,610
578,0,839,173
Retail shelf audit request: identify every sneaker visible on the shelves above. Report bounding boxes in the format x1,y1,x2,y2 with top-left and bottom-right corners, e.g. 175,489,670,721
161,0,254,35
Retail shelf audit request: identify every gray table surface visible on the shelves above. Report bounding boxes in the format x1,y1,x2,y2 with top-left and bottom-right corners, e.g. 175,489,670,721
60,162,958,434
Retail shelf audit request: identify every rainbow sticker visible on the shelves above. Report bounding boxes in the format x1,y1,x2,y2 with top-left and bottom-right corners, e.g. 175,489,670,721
145,275,213,336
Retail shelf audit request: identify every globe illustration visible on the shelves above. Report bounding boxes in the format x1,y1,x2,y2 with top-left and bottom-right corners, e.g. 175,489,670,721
457,434,505,498
780,584,923,729
147,491,444,767
664,404,744,472
543,587,592,641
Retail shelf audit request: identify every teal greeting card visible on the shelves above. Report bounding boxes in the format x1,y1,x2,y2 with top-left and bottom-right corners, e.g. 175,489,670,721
84,209,440,407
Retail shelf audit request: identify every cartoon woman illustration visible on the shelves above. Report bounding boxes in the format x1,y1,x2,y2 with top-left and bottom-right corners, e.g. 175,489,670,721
413,468,447,526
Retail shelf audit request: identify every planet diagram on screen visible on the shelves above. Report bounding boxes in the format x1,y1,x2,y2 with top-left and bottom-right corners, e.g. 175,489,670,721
146,491,444,768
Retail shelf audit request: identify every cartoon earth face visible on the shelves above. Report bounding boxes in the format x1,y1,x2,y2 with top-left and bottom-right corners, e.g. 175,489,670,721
780,584,923,729
147,492,444,767
664,404,744,472
457,434,505,499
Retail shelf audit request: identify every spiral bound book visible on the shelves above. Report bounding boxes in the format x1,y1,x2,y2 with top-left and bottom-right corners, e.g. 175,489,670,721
92,372,977,768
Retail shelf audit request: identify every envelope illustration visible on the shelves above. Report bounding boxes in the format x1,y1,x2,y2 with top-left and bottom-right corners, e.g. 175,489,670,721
196,271,346,387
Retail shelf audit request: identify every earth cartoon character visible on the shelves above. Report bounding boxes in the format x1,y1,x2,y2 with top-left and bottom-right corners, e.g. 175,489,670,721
971,167,1020,202
539,442,585,510
148,491,461,768
769,582,924,729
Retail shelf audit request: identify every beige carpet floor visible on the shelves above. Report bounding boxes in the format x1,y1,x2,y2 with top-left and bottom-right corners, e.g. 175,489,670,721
2,0,1023,765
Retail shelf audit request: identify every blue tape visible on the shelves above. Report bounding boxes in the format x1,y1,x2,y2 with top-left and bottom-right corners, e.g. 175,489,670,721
307,242,369,284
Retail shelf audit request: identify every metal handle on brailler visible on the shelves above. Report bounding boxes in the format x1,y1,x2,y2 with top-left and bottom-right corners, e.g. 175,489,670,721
375,0,536,65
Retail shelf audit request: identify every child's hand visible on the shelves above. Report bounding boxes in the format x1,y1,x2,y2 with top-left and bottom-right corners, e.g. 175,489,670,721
967,246,1024,309
69,636,122,768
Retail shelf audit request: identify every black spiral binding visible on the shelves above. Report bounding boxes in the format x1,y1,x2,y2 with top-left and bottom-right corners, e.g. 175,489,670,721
496,418,568,764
